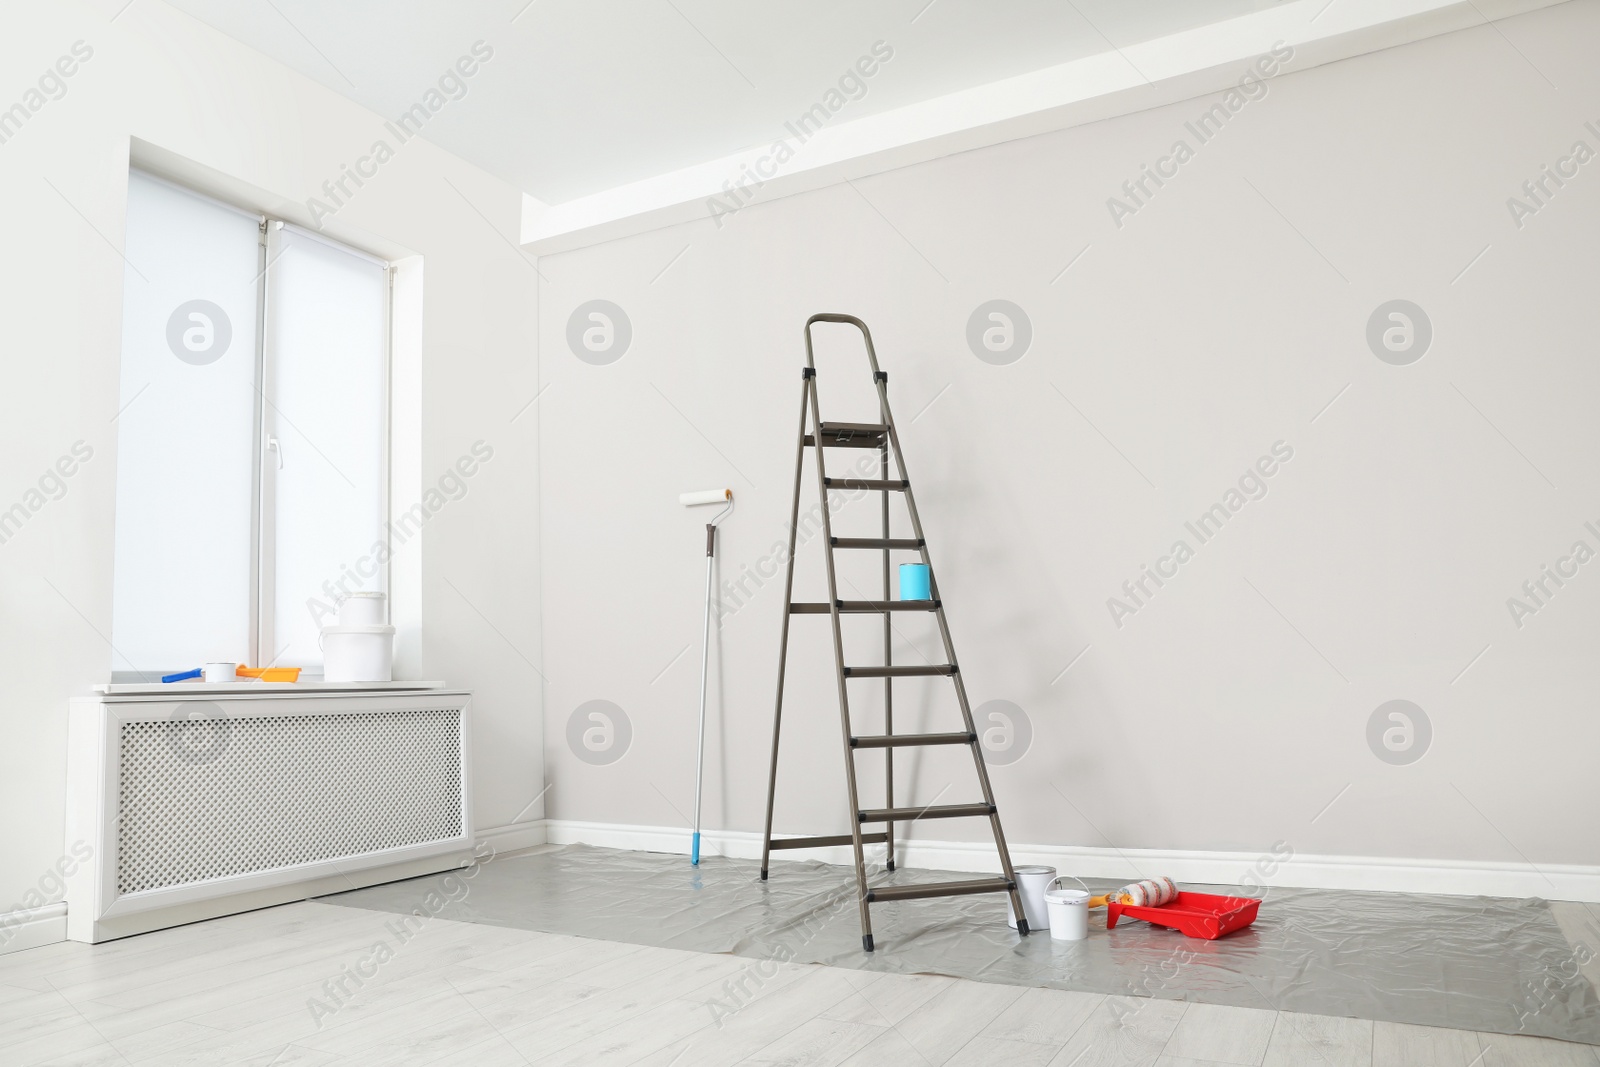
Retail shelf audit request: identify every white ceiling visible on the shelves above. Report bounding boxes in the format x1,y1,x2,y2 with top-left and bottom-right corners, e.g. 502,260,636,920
163,0,1281,203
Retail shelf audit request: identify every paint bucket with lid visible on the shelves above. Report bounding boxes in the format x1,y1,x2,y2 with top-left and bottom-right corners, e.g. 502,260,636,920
321,624,395,682
1046,876,1091,941
1005,865,1056,931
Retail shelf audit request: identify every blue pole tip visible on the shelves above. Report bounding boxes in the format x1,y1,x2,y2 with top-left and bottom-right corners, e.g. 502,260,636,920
691,831,701,866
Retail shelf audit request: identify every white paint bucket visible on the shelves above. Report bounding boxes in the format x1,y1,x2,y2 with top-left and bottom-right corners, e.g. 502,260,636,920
321,625,395,682
1045,877,1091,941
338,591,387,627
1005,865,1056,931
203,662,238,683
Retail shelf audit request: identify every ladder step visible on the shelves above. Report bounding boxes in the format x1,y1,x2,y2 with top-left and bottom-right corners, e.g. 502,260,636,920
804,434,883,450
852,732,974,749
804,422,887,448
790,600,939,614
824,478,907,491
831,537,923,550
859,803,995,823
867,877,1013,903
821,421,888,435
844,664,955,678
767,832,889,851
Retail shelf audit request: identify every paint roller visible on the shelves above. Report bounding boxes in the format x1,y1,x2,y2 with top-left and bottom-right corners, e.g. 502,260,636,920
1089,876,1179,909
681,488,733,866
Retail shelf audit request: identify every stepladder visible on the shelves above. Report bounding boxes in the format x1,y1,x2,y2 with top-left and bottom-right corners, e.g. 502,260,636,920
759,313,1029,952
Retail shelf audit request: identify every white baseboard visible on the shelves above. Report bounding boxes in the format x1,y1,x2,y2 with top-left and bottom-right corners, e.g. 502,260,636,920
0,902,67,957
0,824,545,959
76,851,472,944
543,819,1600,903
476,819,550,855
9,818,1586,959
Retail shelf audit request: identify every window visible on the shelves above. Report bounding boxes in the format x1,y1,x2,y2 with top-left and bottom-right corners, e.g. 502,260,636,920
112,171,389,677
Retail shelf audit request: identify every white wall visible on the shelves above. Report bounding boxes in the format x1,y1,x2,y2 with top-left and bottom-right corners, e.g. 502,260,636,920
0,0,542,947
539,1,1600,898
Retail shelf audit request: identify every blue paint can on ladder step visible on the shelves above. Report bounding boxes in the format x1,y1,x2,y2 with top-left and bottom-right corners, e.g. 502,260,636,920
898,563,930,601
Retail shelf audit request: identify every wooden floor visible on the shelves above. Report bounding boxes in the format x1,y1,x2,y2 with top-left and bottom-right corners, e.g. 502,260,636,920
1,898,1597,1066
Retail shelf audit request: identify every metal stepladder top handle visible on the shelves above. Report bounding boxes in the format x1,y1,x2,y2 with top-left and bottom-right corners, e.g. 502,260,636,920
759,313,1028,952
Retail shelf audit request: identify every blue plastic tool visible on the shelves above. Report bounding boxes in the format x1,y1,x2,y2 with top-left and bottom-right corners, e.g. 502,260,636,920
162,668,202,683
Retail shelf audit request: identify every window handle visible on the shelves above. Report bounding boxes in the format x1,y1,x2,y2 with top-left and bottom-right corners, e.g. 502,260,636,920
266,435,283,469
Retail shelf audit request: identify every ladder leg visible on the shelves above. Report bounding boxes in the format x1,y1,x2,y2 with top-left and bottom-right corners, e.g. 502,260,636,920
760,377,812,881
880,438,895,873
949,668,1027,933
874,374,1030,934
807,372,875,950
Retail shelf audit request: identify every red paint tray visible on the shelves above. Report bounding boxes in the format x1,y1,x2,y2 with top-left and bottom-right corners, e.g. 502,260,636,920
1106,891,1260,940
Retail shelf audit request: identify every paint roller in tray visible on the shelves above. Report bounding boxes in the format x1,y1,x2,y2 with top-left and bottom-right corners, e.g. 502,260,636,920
1089,876,1179,909
680,488,733,866
1090,875,1263,938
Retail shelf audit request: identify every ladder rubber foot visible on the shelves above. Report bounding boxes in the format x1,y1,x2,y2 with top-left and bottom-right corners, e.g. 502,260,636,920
862,934,875,952
759,869,767,880
887,861,895,872
1017,918,1030,936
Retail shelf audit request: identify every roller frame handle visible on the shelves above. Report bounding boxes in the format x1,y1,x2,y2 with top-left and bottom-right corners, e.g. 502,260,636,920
679,489,732,507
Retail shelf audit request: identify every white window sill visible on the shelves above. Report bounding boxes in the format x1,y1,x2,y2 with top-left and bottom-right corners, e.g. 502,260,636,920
93,680,447,696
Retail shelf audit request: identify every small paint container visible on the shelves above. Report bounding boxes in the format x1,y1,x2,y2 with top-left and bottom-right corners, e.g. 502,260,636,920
337,591,387,627
1046,885,1091,940
898,563,930,601
203,662,239,683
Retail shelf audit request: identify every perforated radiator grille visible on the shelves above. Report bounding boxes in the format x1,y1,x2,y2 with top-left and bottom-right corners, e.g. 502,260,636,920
117,707,463,895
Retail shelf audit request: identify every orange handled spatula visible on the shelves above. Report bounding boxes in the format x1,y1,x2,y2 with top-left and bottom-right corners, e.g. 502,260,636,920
236,667,301,682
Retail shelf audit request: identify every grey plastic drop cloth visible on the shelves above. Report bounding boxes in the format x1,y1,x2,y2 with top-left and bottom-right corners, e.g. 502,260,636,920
321,843,1600,1045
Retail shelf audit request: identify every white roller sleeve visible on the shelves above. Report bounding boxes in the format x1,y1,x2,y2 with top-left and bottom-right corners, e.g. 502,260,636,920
679,489,732,506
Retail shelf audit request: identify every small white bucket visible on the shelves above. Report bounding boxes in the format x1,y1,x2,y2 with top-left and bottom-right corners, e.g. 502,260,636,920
321,624,395,682
338,591,387,627
203,662,238,683
1006,865,1056,931
1045,877,1091,941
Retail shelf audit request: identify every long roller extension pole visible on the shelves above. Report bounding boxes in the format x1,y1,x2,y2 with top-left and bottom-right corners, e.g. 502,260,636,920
680,488,733,865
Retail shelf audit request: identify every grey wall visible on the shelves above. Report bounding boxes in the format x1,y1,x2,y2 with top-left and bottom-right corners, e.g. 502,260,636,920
538,2,1600,874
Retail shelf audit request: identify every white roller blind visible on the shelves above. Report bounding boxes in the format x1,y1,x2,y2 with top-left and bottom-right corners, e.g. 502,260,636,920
111,172,260,672
262,225,388,668
112,176,389,677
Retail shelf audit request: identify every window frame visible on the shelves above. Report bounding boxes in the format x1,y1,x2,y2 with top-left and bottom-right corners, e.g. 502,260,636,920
115,171,393,678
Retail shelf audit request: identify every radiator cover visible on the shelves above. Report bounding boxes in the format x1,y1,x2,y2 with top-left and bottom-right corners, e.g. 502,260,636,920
66,688,473,943
117,708,464,894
